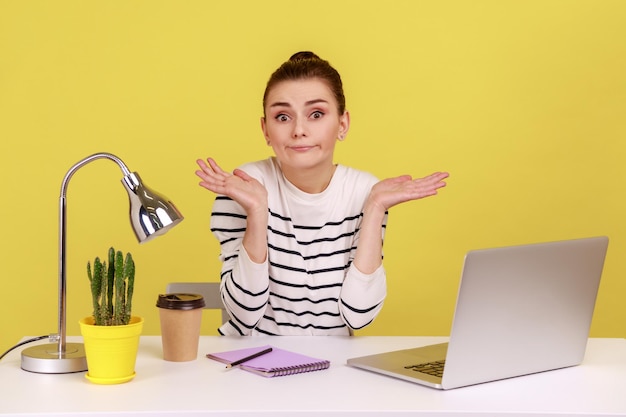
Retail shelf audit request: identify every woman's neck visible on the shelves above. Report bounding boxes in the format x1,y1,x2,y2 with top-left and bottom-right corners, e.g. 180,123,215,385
280,162,337,194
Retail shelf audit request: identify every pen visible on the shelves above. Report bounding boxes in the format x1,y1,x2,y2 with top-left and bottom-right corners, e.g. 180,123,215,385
225,347,273,368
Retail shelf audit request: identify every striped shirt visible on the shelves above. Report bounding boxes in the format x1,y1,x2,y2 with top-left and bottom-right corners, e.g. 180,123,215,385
211,157,387,335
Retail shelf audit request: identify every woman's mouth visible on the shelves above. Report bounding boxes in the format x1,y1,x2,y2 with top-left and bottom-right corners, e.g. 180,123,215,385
289,146,315,152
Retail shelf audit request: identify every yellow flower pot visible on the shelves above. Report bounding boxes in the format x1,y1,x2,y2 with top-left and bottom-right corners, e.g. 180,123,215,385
79,316,144,384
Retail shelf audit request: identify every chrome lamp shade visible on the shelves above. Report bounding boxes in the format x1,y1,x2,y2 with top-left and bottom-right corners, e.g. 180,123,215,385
20,152,183,374
123,171,184,243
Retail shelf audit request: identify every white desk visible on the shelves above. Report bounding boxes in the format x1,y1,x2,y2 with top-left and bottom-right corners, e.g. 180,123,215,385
1,336,626,416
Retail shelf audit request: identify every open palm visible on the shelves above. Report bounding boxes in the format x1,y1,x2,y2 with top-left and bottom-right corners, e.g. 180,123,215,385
196,158,268,213
370,172,449,211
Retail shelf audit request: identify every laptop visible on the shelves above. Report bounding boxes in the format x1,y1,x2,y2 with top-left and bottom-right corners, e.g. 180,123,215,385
347,236,609,390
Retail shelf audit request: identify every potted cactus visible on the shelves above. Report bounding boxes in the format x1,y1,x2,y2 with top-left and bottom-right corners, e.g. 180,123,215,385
87,247,135,326
79,247,144,384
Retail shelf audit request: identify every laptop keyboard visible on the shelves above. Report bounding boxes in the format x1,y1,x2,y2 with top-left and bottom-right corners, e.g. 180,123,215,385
405,360,446,377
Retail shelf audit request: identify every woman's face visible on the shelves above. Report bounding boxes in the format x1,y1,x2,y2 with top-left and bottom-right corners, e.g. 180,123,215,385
261,78,349,173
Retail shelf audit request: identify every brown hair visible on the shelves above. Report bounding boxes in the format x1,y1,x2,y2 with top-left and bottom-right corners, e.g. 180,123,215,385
263,51,346,116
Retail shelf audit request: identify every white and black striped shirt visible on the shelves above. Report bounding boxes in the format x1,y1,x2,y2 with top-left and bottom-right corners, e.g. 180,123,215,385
211,157,387,335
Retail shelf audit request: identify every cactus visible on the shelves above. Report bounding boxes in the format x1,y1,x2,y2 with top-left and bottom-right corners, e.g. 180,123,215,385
86,247,136,326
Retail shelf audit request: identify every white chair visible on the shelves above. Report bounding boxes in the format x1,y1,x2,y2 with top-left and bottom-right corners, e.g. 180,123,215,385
165,282,229,325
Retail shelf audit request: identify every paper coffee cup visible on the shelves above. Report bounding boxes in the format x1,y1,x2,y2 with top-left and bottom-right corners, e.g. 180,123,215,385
156,293,205,362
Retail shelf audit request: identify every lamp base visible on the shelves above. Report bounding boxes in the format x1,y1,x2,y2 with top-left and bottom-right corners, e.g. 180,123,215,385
21,343,87,374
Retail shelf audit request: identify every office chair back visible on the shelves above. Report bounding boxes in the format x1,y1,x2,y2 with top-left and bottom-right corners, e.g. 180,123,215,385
165,282,229,325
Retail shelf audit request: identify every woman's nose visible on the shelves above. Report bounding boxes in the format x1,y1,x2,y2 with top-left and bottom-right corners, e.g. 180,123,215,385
292,118,307,138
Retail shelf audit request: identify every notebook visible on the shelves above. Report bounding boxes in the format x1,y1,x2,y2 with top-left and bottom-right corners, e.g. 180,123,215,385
207,345,330,377
347,236,609,390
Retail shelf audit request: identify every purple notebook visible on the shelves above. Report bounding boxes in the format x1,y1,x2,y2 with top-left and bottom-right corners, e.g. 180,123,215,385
207,345,330,377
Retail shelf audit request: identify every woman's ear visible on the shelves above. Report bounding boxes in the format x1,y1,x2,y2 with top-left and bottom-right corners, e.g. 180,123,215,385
260,116,271,145
338,111,350,140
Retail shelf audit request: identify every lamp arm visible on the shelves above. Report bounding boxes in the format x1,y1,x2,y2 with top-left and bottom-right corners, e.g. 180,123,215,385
60,152,131,197
57,153,133,354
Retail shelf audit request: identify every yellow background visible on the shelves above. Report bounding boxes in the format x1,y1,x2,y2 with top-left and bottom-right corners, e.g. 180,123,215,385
1,0,625,347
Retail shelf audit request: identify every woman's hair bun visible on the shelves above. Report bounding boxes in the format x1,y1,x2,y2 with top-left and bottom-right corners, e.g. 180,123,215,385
289,51,320,62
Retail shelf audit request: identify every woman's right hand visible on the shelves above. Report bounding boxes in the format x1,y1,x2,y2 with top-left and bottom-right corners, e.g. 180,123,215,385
196,158,268,215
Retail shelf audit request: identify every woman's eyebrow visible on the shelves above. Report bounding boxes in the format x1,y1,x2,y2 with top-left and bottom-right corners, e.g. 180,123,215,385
269,98,329,109
305,99,329,106
269,101,291,109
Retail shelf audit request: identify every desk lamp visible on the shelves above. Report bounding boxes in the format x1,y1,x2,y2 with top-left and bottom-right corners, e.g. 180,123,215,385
21,152,183,374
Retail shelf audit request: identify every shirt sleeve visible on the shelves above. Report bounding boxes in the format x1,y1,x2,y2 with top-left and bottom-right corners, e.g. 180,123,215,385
210,195,270,335
339,261,387,330
339,205,388,330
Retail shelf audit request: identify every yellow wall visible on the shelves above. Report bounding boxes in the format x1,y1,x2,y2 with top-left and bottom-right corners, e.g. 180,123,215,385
1,0,625,347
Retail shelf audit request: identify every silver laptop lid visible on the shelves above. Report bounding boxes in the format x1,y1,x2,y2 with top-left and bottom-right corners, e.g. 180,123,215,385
346,236,609,389
441,236,608,388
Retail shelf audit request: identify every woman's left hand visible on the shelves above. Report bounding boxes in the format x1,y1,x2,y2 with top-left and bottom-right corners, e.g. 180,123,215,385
368,172,449,211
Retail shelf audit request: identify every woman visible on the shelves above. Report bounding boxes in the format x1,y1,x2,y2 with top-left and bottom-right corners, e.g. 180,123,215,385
196,51,448,335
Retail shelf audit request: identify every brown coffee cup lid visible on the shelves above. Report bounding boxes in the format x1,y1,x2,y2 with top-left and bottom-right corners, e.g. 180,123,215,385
156,293,206,310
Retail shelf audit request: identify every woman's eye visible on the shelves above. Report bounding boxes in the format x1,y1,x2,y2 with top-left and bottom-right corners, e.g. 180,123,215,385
311,111,324,119
276,114,290,122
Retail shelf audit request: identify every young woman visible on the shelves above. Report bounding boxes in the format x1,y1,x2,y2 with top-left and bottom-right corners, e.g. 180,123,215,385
196,51,449,335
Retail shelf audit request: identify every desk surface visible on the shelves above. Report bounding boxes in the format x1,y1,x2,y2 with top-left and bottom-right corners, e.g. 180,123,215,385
1,336,626,416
